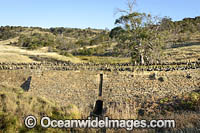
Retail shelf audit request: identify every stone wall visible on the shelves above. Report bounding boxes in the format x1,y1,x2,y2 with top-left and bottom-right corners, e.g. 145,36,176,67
0,61,200,72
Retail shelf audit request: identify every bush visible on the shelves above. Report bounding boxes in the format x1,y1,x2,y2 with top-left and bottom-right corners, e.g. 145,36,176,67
158,77,165,82
75,48,95,56
0,26,17,40
60,51,74,57
181,92,200,110
90,32,110,46
149,73,157,80
18,33,55,50
160,97,169,104
75,39,90,47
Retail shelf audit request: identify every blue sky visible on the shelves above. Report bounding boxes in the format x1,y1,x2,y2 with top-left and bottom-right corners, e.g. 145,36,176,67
0,0,199,29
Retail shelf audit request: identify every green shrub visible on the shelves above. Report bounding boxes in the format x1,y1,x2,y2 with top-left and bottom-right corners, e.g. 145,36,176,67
0,26,17,40
160,97,169,104
181,92,200,110
60,51,74,57
76,48,95,56
18,33,55,50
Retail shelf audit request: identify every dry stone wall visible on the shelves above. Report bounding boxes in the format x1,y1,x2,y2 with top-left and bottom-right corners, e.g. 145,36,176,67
0,61,200,72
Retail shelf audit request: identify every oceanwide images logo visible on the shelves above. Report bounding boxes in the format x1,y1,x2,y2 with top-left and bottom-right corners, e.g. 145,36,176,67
24,115,176,130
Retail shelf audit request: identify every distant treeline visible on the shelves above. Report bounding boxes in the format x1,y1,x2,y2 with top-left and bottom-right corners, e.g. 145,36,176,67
1,16,200,41
159,16,200,33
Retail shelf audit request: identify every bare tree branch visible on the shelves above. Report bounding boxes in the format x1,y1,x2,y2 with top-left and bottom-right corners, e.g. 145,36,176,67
114,8,129,16
127,0,137,13
114,0,137,16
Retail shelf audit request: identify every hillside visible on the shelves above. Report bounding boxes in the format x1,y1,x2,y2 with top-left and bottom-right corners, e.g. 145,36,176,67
0,38,83,63
0,16,200,64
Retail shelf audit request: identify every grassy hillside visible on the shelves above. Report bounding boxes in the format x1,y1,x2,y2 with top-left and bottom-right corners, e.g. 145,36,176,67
0,85,80,132
0,16,200,64
0,39,83,63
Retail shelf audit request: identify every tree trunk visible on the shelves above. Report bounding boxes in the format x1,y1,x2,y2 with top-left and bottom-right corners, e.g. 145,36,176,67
134,61,137,66
140,54,144,65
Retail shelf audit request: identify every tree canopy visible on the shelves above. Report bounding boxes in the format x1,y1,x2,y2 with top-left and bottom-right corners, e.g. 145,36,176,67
110,0,166,64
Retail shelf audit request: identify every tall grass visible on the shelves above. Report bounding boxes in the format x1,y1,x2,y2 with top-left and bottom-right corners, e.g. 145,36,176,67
0,86,80,132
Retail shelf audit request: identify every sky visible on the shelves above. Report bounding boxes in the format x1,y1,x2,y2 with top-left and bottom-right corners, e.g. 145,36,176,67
0,0,200,29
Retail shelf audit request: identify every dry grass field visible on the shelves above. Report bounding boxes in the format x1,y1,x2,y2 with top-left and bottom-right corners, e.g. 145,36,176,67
164,41,200,62
0,38,131,64
0,38,83,63
1,35,200,64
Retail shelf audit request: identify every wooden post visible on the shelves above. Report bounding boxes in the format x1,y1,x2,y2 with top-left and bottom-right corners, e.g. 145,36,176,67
99,74,103,97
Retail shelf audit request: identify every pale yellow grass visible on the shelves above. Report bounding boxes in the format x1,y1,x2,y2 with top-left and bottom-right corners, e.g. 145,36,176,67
163,43,200,62
77,56,131,64
0,53,34,63
0,37,19,45
0,40,82,63
68,42,117,53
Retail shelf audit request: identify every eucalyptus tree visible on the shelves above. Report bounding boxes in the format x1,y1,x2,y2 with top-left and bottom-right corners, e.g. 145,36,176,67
111,0,165,65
